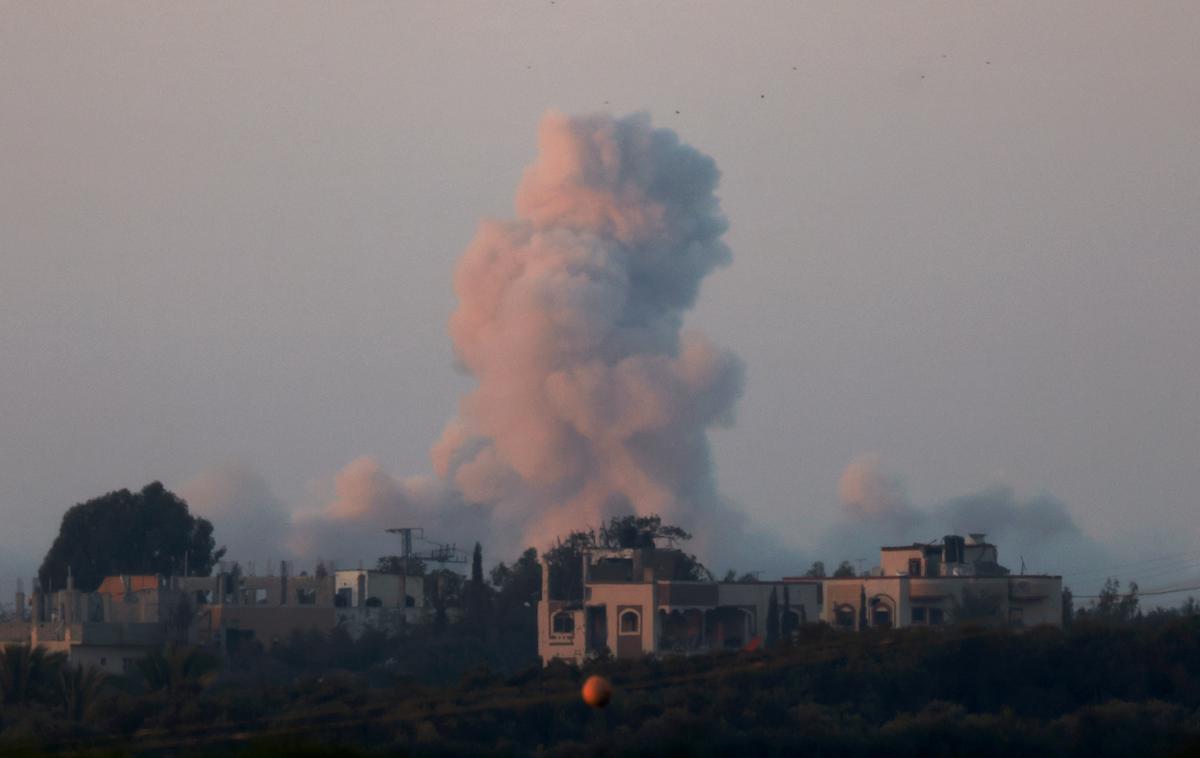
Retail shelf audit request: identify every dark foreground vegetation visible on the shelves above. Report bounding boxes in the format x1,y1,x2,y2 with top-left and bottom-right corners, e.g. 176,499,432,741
3,613,1200,756
8,496,1199,754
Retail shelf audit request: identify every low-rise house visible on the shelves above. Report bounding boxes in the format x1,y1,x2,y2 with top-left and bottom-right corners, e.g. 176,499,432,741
0,589,31,645
24,564,430,670
538,533,1063,665
820,534,1062,630
539,547,820,665
31,574,191,674
333,569,424,639
179,569,338,652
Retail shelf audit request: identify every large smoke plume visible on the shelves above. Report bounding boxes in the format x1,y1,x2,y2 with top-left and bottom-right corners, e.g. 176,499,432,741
290,112,751,567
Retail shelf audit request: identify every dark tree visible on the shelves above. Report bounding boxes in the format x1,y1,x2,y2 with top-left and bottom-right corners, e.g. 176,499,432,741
38,482,224,592
490,548,540,599
490,548,541,624
765,587,780,647
471,543,484,585
544,515,710,599
466,542,491,638
1084,578,1137,623
544,529,594,601
782,585,794,642
0,645,64,707
833,560,857,578
804,561,827,578
719,569,760,583
426,569,465,634
1062,586,1075,627
599,514,691,550
1087,577,1140,622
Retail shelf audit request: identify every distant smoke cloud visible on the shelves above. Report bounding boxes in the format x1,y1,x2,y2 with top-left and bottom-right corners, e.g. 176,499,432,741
838,454,916,525
287,457,492,568
292,111,752,568
179,464,291,563
827,454,1109,576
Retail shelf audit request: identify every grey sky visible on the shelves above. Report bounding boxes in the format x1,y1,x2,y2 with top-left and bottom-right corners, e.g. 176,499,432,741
2,3,1197,596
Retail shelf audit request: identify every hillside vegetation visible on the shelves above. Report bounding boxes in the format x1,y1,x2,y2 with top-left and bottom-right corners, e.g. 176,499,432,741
2,614,1199,756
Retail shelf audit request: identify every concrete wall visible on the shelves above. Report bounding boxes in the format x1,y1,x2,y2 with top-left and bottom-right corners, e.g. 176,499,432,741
334,570,423,608
336,606,423,638
880,549,923,576
177,573,338,608
538,599,586,664
586,583,656,658
540,576,828,665
0,620,30,644
779,582,821,625
823,575,1063,629
208,605,336,647
67,644,155,675
1009,576,1063,626
823,579,868,629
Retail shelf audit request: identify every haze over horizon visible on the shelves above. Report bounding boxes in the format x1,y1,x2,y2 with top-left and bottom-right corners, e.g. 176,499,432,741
2,3,1198,599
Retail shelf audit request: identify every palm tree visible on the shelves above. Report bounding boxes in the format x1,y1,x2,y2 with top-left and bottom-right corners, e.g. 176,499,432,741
59,663,107,721
0,644,65,707
137,645,217,695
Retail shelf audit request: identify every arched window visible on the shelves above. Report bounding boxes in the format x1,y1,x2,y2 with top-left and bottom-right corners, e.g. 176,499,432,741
834,604,856,629
552,612,575,634
869,595,895,629
619,609,641,634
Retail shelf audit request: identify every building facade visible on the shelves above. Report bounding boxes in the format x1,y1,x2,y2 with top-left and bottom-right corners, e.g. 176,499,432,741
538,534,1063,665
539,547,821,665
22,566,427,673
820,535,1062,630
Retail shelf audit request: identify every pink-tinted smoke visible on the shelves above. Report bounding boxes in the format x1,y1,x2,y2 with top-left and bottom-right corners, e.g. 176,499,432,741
293,111,750,565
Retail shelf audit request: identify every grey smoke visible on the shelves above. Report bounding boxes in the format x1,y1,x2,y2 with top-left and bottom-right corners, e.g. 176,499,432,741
826,454,1111,578
287,111,762,570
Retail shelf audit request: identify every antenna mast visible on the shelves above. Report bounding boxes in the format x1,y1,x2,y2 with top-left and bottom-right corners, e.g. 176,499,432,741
386,527,468,573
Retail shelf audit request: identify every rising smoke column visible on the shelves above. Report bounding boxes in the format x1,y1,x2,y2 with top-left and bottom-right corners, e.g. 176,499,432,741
292,111,748,564
435,111,745,553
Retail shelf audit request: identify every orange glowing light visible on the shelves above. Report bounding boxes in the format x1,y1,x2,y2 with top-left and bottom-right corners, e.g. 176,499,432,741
581,675,612,708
